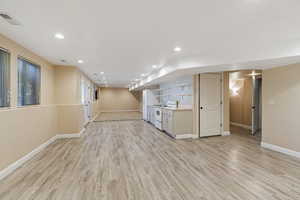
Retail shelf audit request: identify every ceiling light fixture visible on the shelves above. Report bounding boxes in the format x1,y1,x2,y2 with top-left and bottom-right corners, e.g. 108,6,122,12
248,71,261,77
55,33,64,39
141,73,146,77
152,65,158,69
174,47,182,52
100,72,104,75
78,60,84,64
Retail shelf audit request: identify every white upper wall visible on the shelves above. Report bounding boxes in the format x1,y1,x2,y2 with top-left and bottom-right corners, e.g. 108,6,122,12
1,0,300,88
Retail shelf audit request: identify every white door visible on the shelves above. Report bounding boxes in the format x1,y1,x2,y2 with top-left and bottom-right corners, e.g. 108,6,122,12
200,73,222,137
81,78,92,124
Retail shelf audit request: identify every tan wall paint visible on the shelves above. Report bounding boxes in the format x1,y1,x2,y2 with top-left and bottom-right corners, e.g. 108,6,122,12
262,64,300,152
54,66,80,105
99,87,141,112
230,77,253,126
0,34,57,171
223,72,230,132
57,105,84,134
0,106,58,171
54,66,100,133
0,34,99,171
192,74,200,136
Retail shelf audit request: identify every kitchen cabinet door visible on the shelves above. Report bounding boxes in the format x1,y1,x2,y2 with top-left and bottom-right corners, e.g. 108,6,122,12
167,111,173,134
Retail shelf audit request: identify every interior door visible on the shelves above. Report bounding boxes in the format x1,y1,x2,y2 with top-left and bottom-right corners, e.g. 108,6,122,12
252,77,262,135
199,73,222,137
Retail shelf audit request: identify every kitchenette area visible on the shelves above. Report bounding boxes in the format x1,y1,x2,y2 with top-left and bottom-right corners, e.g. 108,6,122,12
143,76,195,139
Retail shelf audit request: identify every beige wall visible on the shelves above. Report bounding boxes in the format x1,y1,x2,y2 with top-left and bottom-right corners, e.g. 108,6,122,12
230,76,253,126
0,34,99,171
262,64,300,152
0,33,57,171
223,72,230,132
99,87,141,112
54,66,85,134
54,66,80,105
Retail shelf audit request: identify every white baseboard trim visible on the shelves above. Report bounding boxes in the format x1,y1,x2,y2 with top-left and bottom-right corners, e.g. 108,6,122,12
191,134,199,139
0,128,86,181
57,128,86,139
222,131,231,136
0,135,57,180
90,113,100,122
175,134,196,139
230,122,251,130
261,142,300,159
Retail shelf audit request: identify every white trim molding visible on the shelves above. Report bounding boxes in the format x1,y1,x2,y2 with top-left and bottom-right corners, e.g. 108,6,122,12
222,131,231,136
230,122,251,130
0,135,57,180
175,134,197,139
261,142,300,159
57,128,86,139
0,128,86,181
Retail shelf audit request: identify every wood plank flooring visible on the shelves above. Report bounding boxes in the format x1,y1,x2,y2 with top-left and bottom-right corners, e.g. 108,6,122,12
95,111,142,122
0,120,300,200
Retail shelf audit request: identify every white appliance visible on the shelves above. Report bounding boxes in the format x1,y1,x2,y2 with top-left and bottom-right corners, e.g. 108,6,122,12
143,89,159,121
154,107,163,130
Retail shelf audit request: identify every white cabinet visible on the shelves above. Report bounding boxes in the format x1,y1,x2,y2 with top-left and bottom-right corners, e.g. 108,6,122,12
143,90,159,120
147,106,156,125
162,108,193,138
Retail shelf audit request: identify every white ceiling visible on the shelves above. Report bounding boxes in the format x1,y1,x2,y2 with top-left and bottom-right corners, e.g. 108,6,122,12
1,0,300,87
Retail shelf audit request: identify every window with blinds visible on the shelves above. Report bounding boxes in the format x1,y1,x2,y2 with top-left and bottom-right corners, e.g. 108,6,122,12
0,48,10,107
18,58,41,106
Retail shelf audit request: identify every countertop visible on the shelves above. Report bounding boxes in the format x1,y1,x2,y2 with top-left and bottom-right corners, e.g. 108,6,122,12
161,107,192,111
149,105,192,111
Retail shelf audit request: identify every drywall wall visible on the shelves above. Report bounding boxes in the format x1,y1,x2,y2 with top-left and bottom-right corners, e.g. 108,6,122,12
54,66,99,133
0,34,98,172
262,64,300,152
159,76,193,106
54,66,84,134
229,74,253,127
99,87,141,112
0,33,57,171
223,72,230,133
54,66,80,105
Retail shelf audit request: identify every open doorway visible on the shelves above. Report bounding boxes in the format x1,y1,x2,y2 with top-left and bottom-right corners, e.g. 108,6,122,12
229,70,262,140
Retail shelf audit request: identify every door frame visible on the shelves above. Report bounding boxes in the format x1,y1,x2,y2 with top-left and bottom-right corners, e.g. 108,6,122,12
198,72,223,138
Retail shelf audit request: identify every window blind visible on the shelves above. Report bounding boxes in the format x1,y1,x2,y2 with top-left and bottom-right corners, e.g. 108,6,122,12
0,49,10,107
18,58,41,106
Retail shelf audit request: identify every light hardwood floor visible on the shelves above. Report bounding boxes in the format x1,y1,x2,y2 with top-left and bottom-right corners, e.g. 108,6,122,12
0,120,300,200
95,111,142,122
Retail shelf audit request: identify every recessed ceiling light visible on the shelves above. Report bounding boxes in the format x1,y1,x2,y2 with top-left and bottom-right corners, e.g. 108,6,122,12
78,60,84,64
152,65,158,69
100,72,104,74
174,47,182,52
141,73,146,77
55,33,64,39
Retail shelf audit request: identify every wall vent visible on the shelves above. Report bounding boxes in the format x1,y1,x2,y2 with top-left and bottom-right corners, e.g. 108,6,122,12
0,12,21,25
